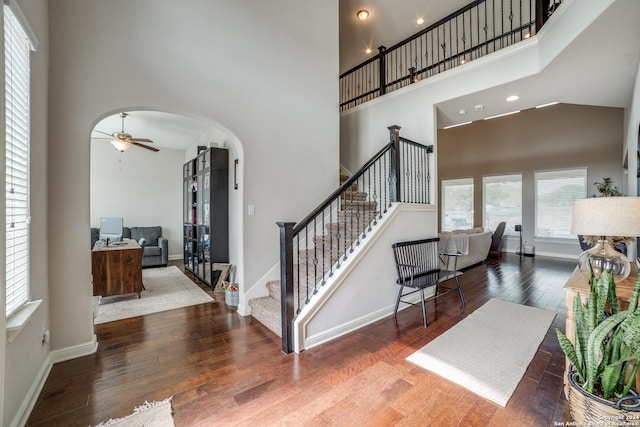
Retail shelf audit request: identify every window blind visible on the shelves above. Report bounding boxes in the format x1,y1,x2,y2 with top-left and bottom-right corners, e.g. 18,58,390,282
535,169,586,239
441,178,474,231
483,174,522,234
5,5,31,317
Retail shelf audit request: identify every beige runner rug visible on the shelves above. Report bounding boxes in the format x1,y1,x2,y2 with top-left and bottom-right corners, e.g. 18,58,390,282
94,397,174,426
406,298,555,407
94,266,213,324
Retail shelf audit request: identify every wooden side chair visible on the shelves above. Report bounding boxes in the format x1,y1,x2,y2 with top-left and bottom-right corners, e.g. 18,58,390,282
392,237,465,327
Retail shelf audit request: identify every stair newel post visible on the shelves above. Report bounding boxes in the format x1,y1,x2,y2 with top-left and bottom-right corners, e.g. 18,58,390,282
378,46,387,96
277,221,296,354
535,0,551,31
388,125,401,203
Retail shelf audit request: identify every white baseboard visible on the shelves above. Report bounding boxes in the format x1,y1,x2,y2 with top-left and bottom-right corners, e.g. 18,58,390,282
9,335,98,427
9,353,53,427
49,334,98,364
303,294,423,350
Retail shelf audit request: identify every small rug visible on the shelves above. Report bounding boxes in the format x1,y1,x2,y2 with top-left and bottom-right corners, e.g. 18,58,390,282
406,298,555,407
94,266,213,324
94,397,174,426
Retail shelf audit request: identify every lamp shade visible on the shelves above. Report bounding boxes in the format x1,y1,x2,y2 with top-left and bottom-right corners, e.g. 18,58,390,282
571,197,640,237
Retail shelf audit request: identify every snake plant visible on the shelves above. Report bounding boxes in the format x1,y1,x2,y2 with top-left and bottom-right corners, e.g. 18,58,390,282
556,269,640,399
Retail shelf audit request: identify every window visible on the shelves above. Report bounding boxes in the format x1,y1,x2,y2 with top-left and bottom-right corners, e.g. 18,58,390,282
535,169,586,239
483,174,522,234
441,178,474,231
5,5,32,318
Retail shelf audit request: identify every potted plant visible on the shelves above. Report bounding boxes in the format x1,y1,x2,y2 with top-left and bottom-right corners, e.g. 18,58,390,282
556,268,640,422
593,177,623,197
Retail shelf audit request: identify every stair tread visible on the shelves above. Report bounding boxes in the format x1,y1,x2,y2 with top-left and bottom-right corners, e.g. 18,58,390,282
249,296,282,337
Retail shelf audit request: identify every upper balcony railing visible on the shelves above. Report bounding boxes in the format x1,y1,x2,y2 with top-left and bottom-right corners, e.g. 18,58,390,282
339,0,563,112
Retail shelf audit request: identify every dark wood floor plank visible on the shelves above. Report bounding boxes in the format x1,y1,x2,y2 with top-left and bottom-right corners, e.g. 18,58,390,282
26,254,577,426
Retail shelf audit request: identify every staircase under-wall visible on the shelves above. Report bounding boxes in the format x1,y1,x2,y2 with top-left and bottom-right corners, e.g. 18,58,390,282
248,175,379,336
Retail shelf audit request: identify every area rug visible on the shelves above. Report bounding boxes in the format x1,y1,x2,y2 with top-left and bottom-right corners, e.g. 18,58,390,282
406,298,555,407
94,266,213,324
94,397,174,426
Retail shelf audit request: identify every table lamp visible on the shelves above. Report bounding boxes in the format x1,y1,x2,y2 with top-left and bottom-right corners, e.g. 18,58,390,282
571,197,640,281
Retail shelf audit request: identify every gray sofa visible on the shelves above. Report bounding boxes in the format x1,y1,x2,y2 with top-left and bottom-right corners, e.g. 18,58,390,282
91,225,168,268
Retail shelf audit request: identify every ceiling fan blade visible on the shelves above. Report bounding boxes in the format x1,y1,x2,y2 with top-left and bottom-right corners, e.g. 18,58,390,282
131,141,159,152
129,138,154,143
93,130,113,137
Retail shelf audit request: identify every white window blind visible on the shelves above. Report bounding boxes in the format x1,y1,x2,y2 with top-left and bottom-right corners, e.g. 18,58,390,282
535,169,586,239
441,178,474,231
483,174,522,234
5,5,31,317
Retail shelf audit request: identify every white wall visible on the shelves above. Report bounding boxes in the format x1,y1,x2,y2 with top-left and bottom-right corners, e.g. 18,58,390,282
3,1,50,426
297,204,438,351
625,56,640,196
47,0,338,365
90,142,184,258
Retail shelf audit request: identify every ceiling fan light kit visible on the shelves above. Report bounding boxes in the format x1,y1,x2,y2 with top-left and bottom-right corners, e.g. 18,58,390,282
110,138,132,152
93,112,159,153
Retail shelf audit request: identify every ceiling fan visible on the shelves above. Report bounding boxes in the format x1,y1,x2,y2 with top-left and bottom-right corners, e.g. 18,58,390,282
92,112,159,152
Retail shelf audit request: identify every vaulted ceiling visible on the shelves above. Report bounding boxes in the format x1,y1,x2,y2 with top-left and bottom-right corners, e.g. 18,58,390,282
93,1,640,146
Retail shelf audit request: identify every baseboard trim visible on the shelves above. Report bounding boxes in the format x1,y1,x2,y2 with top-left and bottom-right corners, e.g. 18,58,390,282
8,353,53,427
50,334,98,364
9,335,98,427
304,306,391,350
304,293,423,350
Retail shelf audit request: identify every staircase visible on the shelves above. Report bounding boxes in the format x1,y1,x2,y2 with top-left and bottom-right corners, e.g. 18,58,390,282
249,175,379,336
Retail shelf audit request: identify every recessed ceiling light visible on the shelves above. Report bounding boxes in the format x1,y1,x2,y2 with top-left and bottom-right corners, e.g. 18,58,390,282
458,109,467,115
474,104,484,111
524,32,531,39
460,58,467,64
357,10,369,21
365,47,372,54
417,18,424,25
506,95,520,102
484,110,521,120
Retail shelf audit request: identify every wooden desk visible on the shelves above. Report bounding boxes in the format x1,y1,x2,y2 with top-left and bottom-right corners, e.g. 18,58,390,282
92,238,144,298
563,265,639,393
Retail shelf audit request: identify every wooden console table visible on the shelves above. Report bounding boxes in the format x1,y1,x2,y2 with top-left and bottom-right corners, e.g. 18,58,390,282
563,265,639,393
92,238,144,298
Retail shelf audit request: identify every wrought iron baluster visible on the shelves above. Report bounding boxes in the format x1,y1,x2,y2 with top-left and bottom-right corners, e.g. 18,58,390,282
509,0,514,43
312,219,318,296
501,0,505,49
297,232,303,310
412,143,417,203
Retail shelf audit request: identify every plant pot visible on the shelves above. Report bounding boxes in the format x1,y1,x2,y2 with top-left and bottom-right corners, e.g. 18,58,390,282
225,288,238,308
567,370,640,423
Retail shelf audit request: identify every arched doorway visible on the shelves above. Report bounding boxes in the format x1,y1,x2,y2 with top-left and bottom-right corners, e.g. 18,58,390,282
89,109,244,299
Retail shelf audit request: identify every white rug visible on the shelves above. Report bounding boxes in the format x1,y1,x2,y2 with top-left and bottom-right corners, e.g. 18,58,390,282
94,266,213,324
94,397,174,426
406,298,555,407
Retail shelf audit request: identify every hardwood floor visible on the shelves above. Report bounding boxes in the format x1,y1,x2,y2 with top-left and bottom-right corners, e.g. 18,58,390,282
27,254,574,426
